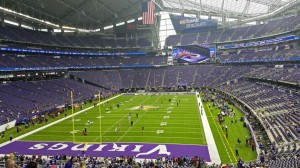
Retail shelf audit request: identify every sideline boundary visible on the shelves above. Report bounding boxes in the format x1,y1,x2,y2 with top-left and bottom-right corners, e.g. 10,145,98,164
196,92,221,164
0,94,123,149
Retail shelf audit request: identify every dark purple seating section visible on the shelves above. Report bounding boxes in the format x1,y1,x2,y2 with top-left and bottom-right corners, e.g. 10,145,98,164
70,65,257,90
70,65,300,90
0,78,112,124
268,157,299,168
218,44,300,63
166,15,300,46
246,66,300,84
0,55,167,68
0,25,151,48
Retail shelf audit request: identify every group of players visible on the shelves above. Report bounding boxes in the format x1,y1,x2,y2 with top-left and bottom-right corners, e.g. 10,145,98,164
114,112,144,133
82,120,93,136
82,96,180,136
80,95,183,137
82,98,146,136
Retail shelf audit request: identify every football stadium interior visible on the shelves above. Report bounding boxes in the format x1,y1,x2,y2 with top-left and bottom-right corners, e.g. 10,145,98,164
0,0,299,167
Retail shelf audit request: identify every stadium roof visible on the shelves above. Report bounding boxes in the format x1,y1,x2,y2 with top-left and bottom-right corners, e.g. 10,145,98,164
0,0,298,30
163,0,297,18
0,0,144,29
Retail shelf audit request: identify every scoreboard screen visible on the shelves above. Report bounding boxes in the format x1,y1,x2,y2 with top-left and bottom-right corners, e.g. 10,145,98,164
172,46,209,63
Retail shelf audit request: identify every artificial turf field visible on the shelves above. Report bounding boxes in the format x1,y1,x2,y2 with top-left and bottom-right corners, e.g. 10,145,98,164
0,92,257,164
21,93,206,145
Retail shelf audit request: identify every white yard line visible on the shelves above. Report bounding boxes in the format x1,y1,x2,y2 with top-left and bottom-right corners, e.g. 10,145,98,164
27,134,203,140
196,92,221,164
41,130,204,134
92,95,153,142
0,94,123,148
117,95,162,142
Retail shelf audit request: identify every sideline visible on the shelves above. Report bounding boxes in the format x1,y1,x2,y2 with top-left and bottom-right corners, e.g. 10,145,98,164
208,104,234,163
0,94,123,149
195,92,221,164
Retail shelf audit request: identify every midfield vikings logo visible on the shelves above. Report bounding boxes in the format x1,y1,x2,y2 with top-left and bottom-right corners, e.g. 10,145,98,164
127,105,159,111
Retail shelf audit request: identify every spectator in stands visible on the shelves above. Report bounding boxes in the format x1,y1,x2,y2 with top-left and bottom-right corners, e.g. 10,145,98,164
5,159,15,168
80,160,86,168
237,158,244,168
27,161,38,168
260,155,265,164
65,156,74,168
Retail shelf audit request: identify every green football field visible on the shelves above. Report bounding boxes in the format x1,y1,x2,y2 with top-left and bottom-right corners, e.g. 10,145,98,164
21,94,206,145
0,92,257,164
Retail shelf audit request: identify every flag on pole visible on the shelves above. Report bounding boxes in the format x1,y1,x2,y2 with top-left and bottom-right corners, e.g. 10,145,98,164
142,0,155,25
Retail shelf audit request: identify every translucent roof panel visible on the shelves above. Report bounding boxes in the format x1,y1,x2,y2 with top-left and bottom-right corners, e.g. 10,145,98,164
163,0,295,17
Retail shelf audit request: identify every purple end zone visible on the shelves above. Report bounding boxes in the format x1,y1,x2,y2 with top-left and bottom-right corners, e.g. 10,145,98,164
0,141,210,161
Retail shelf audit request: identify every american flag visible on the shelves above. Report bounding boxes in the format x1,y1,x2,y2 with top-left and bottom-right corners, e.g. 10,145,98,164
142,0,155,25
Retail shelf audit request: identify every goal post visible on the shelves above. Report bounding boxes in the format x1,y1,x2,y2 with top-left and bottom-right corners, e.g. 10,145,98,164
98,91,102,144
71,90,103,145
71,90,75,143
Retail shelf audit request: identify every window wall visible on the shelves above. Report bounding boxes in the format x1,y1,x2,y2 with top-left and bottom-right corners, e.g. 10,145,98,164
159,12,177,48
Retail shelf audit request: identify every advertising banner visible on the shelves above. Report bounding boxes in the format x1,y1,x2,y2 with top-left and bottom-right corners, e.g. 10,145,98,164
0,120,16,132
0,47,146,56
209,47,216,59
170,15,217,31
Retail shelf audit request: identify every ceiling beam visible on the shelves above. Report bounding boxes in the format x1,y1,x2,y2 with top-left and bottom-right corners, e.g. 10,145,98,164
187,0,242,16
221,0,225,21
242,0,251,17
153,0,164,11
60,0,93,20
164,0,223,15
103,0,164,26
93,0,116,16
223,0,300,28
249,0,284,6
221,0,225,13
102,1,141,25
124,0,140,14
178,0,184,14
163,0,258,18
199,0,202,16
55,0,100,25
9,0,65,24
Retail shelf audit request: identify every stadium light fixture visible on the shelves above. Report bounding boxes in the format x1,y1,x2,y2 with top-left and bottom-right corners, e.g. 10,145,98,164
0,5,151,33
90,29,101,32
62,26,76,30
54,29,61,33
104,25,114,30
0,6,105,33
64,30,75,33
116,22,125,26
0,6,59,28
127,19,135,23
21,24,34,30
4,19,18,26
